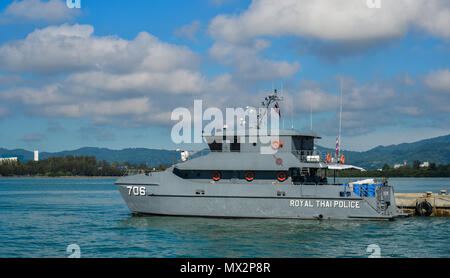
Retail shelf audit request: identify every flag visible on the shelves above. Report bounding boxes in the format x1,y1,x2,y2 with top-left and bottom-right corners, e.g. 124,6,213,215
335,137,339,157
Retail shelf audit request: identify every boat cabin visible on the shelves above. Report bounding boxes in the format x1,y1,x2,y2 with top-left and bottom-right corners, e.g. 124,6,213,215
173,129,328,185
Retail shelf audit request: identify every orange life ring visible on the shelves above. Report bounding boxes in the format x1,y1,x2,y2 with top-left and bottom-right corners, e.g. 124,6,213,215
340,155,345,164
326,153,331,163
245,171,255,182
271,139,280,149
277,171,287,182
212,170,221,181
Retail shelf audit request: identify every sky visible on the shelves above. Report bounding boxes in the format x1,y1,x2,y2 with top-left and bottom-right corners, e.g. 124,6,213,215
0,0,448,152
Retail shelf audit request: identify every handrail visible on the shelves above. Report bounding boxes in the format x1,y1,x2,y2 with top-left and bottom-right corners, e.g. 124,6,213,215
122,169,153,176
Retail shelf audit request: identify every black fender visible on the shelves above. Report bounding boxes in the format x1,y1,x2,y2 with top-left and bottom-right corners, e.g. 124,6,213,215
415,201,433,216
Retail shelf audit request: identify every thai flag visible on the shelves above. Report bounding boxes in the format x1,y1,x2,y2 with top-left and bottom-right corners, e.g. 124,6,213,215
335,137,339,156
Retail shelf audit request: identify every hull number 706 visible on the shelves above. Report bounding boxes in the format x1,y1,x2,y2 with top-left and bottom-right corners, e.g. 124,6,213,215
126,186,146,196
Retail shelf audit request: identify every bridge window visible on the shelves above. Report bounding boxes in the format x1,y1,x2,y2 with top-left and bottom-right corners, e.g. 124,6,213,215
230,136,240,152
208,140,222,152
292,136,313,151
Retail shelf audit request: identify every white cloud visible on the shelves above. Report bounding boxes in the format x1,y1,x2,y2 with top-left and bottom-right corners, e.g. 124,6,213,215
209,0,450,43
0,24,201,75
2,0,80,23
209,39,300,81
38,97,153,119
0,23,210,126
293,88,338,113
292,78,398,114
66,70,205,95
205,0,449,76
424,69,450,93
2,84,69,105
174,20,201,41
284,75,450,135
415,1,450,38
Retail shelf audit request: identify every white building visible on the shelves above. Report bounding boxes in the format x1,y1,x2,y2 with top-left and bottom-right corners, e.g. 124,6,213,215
0,157,18,164
394,160,408,169
34,150,39,162
420,162,430,168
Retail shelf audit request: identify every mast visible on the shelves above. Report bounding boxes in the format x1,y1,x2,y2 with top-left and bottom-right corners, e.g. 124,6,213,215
338,78,343,159
281,82,284,129
258,89,283,129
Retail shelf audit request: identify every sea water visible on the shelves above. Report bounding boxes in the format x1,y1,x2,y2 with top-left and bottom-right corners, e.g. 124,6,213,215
0,177,448,258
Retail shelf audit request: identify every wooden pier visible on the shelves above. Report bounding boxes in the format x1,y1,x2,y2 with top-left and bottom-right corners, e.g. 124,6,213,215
395,190,450,217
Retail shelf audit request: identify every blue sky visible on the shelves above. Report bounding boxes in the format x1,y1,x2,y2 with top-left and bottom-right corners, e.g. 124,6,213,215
0,0,448,152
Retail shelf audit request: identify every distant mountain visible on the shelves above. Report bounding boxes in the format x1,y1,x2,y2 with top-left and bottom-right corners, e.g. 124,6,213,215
0,147,175,167
1,134,449,169
317,134,450,169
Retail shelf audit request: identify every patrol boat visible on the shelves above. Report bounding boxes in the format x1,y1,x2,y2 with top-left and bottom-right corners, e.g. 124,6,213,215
116,91,407,220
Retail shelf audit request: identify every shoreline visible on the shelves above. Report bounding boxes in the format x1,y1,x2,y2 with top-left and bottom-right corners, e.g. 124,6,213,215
0,175,449,179
336,176,450,179
0,176,121,178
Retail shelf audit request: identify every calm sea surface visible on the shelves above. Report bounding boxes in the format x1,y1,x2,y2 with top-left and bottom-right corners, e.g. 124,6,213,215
0,177,448,258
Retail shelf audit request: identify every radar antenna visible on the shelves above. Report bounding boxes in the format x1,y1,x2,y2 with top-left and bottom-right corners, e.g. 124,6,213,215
257,89,283,129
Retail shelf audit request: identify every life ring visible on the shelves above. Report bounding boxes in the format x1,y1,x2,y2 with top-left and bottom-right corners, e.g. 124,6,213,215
212,170,221,181
326,153,331,163
277,171,287,182
271,139,280,149
340,155,345,164
415,201,433,216
245,171,255,182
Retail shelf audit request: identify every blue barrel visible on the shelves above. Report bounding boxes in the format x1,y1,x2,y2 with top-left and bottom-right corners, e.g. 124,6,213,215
368,184,376,197
352,183,379,197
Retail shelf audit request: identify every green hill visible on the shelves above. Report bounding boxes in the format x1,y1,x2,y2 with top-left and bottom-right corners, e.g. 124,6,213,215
0,147,174,167
317,134,450,169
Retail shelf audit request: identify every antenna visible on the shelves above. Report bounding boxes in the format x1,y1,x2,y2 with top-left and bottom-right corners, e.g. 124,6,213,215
281,82,284,129
280,81,283,98
338,77,343,157
310,102,313,131
258,88,283,129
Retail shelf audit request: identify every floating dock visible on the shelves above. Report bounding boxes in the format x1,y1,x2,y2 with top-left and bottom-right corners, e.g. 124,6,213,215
395,190,450,217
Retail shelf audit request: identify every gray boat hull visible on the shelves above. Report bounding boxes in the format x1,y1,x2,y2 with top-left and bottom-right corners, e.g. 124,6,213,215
115,171,405,221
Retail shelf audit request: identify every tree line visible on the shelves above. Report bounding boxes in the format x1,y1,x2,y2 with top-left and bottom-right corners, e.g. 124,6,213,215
0,155,170,177
337,161,450,178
